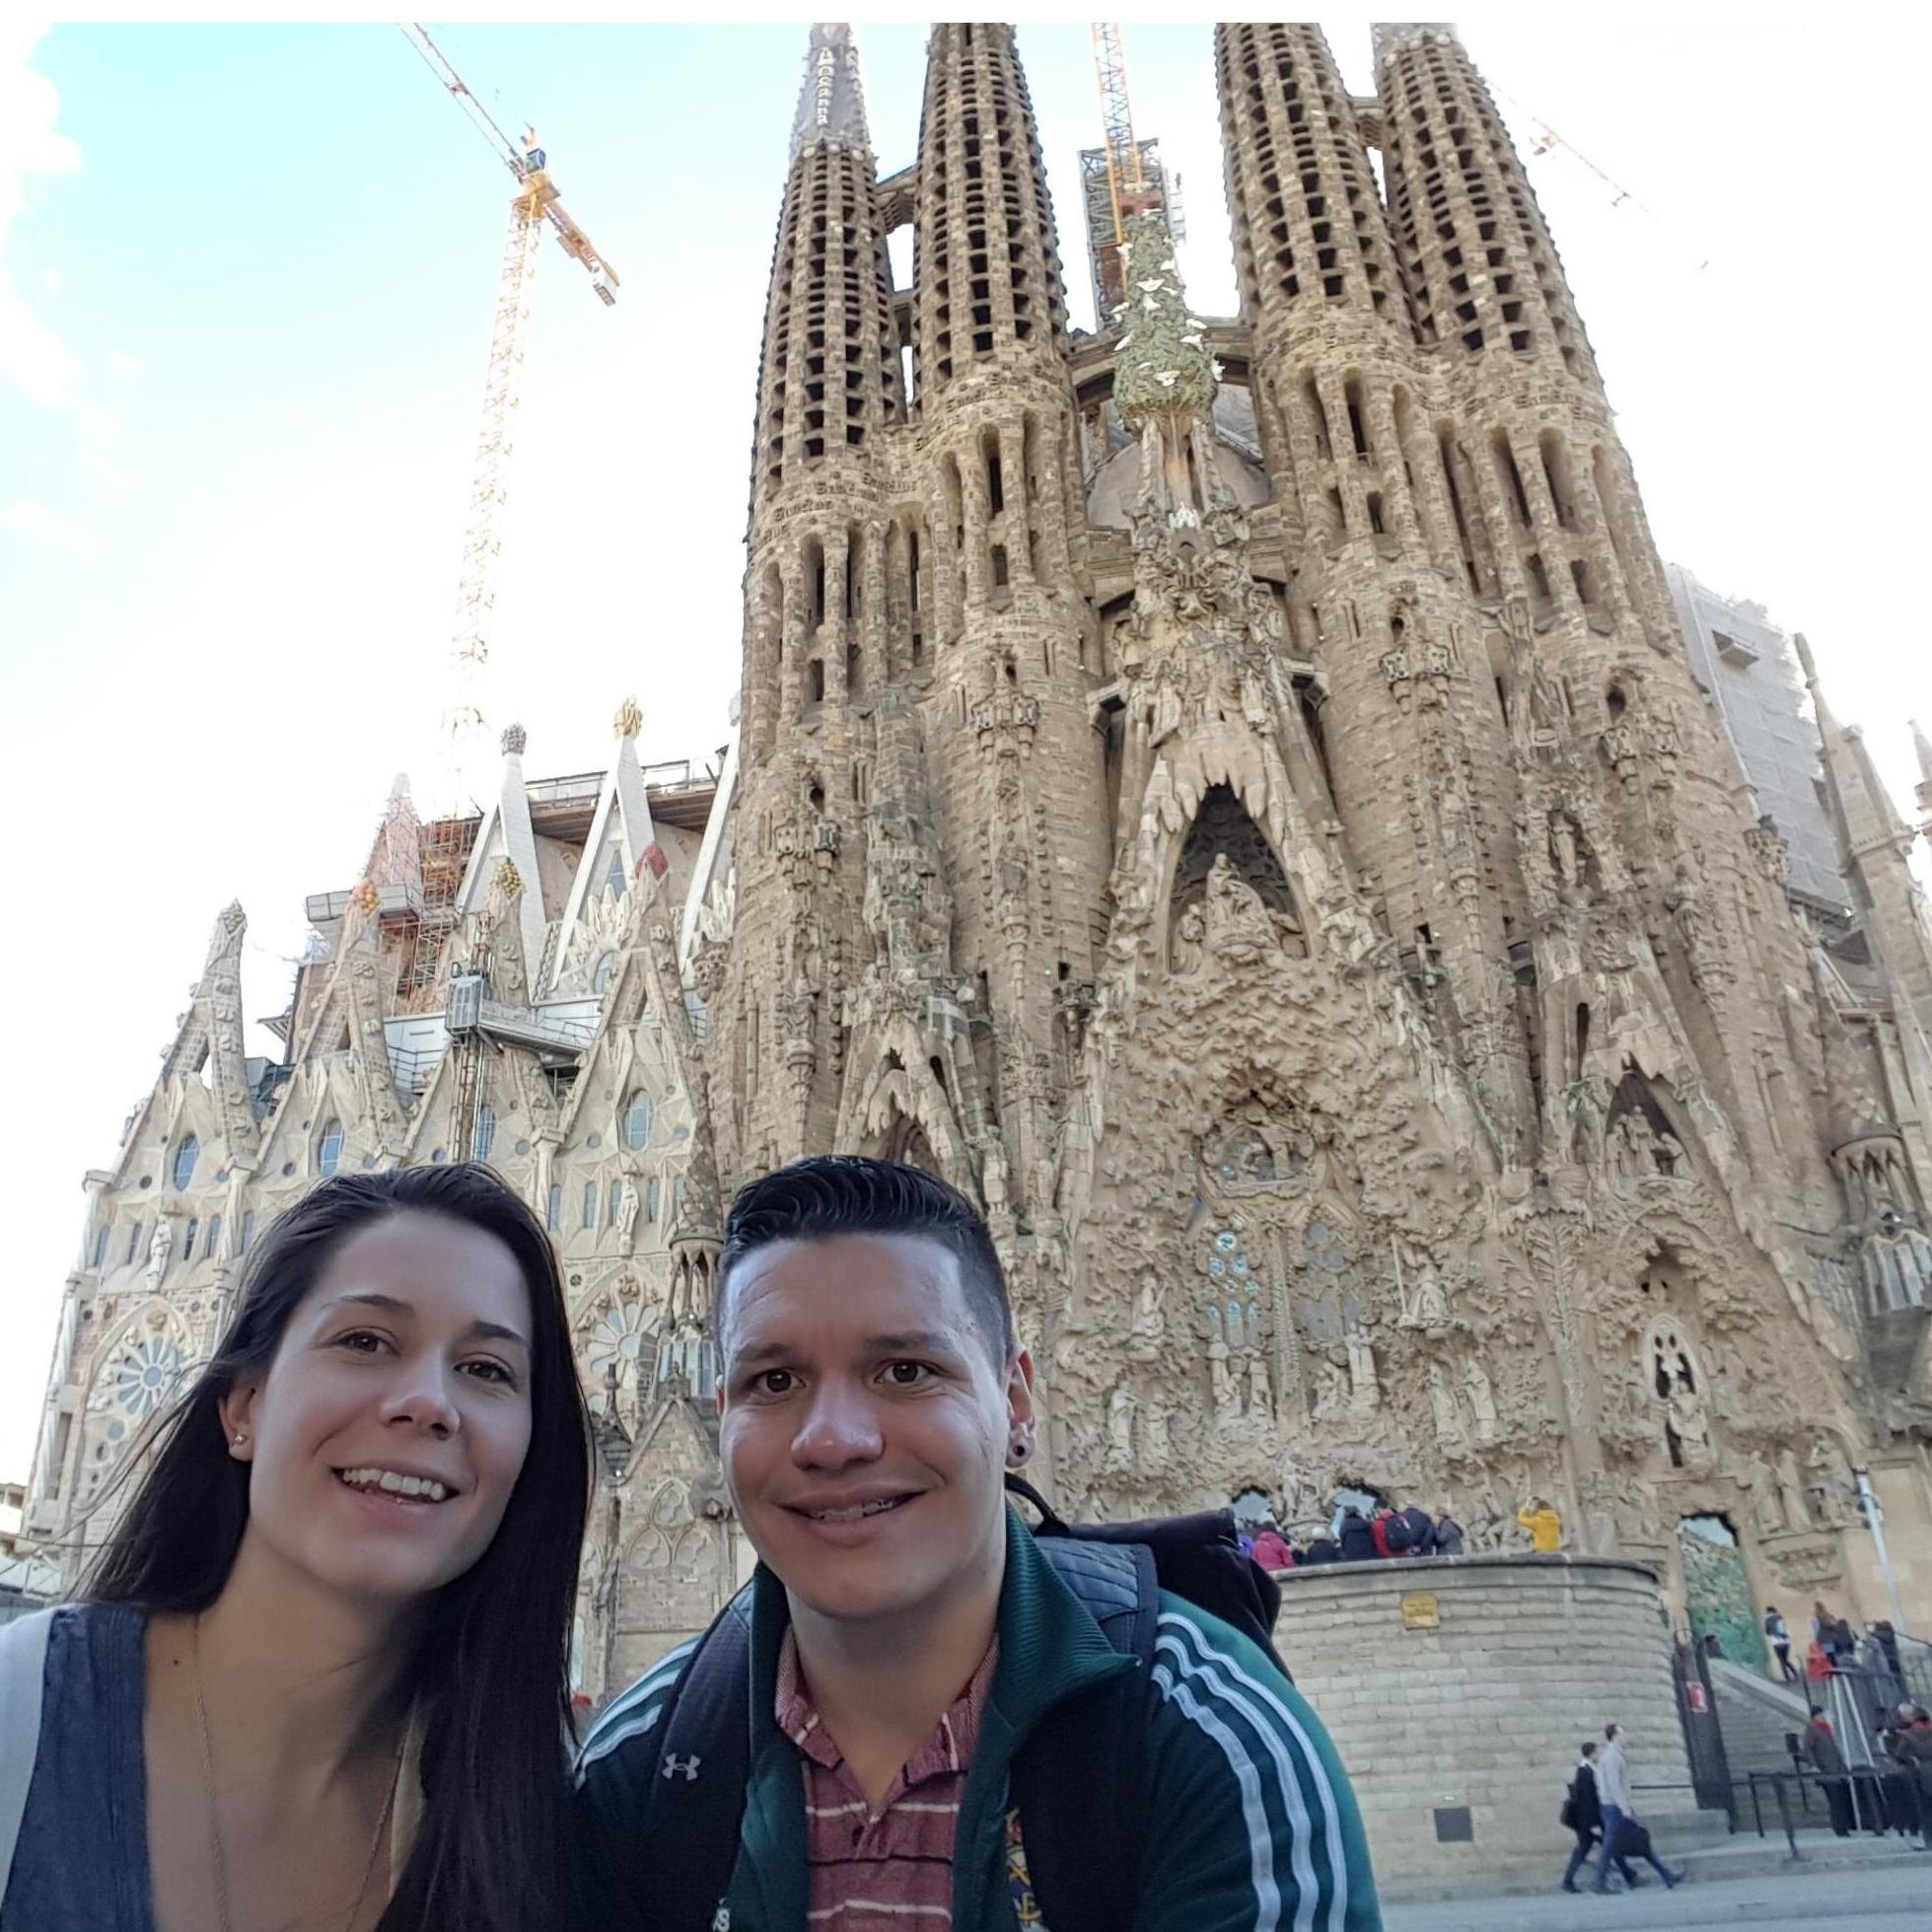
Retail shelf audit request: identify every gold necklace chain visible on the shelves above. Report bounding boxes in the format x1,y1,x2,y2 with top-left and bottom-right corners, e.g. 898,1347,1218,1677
189,1613,402,1932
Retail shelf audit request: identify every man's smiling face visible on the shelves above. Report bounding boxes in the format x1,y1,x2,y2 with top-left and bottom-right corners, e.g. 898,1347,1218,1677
716,1231,1032,1627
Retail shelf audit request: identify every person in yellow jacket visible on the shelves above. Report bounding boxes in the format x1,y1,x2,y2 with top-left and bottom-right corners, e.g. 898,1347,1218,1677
1519,1498,1563,1552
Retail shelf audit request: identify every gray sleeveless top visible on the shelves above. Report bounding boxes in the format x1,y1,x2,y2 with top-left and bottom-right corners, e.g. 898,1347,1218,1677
2,1603,155,1930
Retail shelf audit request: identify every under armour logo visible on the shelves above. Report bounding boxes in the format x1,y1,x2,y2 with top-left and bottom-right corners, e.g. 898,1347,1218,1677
662,1753,702,1781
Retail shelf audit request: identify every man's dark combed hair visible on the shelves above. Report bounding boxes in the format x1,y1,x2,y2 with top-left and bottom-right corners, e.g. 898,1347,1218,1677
717,1155,1015,1360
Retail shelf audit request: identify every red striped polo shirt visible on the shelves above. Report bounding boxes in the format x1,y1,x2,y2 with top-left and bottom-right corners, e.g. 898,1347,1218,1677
775,1625,999,1928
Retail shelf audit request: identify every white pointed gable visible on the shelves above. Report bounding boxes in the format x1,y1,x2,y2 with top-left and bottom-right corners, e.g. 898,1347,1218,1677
553,710,664,993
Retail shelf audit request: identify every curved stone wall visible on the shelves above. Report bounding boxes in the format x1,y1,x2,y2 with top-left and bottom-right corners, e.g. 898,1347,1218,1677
1275,1552,1696,1888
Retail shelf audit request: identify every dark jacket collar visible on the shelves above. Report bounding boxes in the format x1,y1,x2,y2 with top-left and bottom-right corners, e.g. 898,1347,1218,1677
744,1505,1135,1743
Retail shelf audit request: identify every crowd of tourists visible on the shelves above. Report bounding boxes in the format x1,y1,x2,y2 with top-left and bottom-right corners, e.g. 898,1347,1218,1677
1239,1495,1566,1568
0,1156,1385,1931
1799,1699,1932,1844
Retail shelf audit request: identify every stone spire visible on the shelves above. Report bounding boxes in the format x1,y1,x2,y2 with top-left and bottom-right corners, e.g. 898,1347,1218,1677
1214,23,1404,344
1374,21,1601,388
1912,718,1932,834
912,24,1069,396
1113,212,1223,529
791,23,869,158
750,22,897,516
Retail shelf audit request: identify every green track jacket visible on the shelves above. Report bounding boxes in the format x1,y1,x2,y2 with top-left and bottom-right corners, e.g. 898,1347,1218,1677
576,1511,1381,1931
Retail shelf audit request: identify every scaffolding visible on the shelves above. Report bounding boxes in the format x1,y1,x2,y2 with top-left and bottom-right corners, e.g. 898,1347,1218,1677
397,813,480,1011
1079,136,1179,323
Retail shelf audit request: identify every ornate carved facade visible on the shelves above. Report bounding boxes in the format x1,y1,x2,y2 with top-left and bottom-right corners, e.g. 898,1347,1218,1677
25,23,1932,1682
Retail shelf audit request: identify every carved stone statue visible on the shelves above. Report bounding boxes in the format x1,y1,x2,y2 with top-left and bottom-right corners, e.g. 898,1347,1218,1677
1246,1348,1273,1419
616,1175,642,1256
1131,1274,1167,1347
145,1219,174,1290
1405,1257,1451,1328
1429,1359,1465,1446
1668,1384,1714,1465
1776,1446,1812,1531
1609,1113,1649,1181
1312,1352,1350,1421
1171,901,1206,977
1345,1329,1380,1411
1206,1331,1239,1421
1107,1381,1138,1470
1463,1356,1499,1441
1203,853,1275,955
1141,1399,1173,1474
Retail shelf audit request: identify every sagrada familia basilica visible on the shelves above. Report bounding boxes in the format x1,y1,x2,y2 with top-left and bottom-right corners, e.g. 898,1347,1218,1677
23,24,1932,1686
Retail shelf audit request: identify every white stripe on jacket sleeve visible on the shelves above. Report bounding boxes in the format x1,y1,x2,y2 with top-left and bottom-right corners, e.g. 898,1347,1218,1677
1153,1611,1351,1932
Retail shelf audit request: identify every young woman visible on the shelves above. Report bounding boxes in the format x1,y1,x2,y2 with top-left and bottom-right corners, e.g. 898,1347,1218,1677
0,1164,592,1932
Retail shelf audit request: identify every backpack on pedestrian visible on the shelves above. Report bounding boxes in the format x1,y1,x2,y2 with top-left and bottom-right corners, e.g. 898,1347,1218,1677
626,1473,1290,1932
1382,1510,1414,1554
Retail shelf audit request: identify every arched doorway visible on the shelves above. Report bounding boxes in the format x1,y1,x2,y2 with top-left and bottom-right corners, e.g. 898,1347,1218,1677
1677,1514,1766,1668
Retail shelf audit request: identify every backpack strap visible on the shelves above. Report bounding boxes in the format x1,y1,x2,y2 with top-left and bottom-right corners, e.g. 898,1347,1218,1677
634,1587,755,1932
0,1610,55,1904
1010,1538,1157,1932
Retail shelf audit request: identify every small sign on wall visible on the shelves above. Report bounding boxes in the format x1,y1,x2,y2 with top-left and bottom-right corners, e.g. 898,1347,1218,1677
1401,1591,1441,1630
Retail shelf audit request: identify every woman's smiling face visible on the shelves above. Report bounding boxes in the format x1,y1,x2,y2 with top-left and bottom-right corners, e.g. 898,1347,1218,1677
221,1209,536,1607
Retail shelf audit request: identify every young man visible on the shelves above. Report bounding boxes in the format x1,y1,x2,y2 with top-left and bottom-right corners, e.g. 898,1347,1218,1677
1560,1740,1637,1894
1763,1604,1796,1682
1592,1723,1684,1893
576,1156,1381,1929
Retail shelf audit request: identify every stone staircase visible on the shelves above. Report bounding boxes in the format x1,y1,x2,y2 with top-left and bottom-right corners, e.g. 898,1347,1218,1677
1707,1656,1808,1772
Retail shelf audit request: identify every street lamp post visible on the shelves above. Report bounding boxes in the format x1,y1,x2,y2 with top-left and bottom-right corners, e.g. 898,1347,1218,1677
1853,1467,1910,1635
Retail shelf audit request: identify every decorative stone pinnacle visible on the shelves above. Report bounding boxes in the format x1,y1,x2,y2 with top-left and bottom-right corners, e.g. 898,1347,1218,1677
350,879,381,918
500,723,528,757
1112,213,1216,432
791,23,869,159
493,857,525,899
614,696,643,742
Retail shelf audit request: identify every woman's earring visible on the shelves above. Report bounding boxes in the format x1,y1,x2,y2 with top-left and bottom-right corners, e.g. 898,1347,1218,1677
1009,1429,1034,1467
231,1432,249,1449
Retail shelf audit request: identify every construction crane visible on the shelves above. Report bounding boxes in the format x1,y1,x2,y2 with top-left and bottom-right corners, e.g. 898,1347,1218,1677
1498,84,1711,274
402,22,620,816
1089,24,1176,322
400,23,619,1158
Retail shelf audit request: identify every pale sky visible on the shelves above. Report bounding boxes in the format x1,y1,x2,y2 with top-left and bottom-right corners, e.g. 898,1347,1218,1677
3,6,1928,1478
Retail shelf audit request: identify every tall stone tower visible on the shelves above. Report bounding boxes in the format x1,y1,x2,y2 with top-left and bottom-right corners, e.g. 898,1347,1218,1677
25,22,1932,1691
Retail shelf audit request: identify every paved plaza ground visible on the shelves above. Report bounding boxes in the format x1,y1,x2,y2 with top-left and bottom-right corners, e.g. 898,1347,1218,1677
1382,1860,1929,1931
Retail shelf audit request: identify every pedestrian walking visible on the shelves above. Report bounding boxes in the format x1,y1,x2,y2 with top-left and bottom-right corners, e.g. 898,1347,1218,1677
1763,1605,1798,1682
1592,1723,1685,1893
1813,1601,1856,1667
1560,1742,1637,1893
1805,1707,1855,1836
1431,1505,1466,1556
